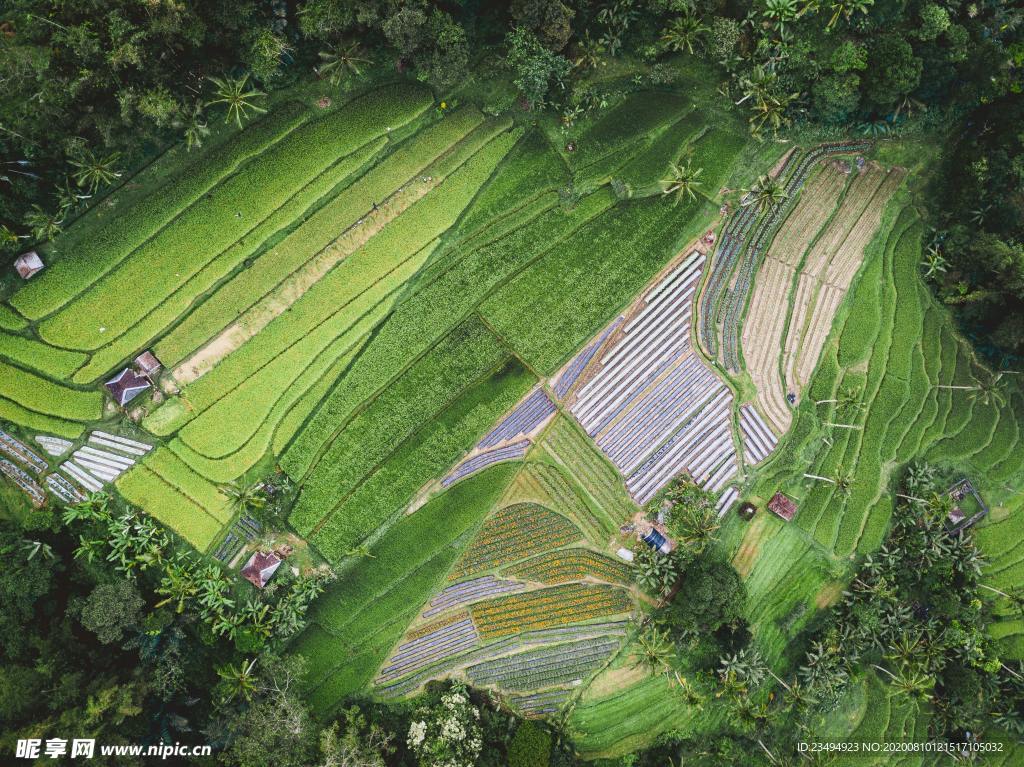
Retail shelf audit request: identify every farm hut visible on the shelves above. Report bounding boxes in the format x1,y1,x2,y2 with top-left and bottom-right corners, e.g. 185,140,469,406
105,368,151,406
768,492,797,522
241,551,282,589
641,528,673,555
134,350,163,379
14,250,44,279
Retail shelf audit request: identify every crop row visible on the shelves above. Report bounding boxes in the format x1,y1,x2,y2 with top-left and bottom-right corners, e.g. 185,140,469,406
289,318,508,534
115,466,222,551
442,440,530,487
571,90,691,177
470,583,633,638
10,103,310,320
478,387,555,449
376,617,480,683
616,111,706,194
39,83,433,352
0,332,87,380
0,396,82,439
424,576,526,617
511,688,571,716
156,107,488,366
509,462,610,543
0,305,26,331
452,502,582,578
467,636,620,691
406,609,471,641
164,126,517,444
70,138,387,385
281,189,615,478
143,448,231,524
455,130,567,238
541,416,633,528
479,189,712,375
375,621,629,698
0,362,102,422
308,360,535,562
505,548,631,585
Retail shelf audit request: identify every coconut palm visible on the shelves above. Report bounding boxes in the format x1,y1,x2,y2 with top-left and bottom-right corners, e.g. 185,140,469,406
749,90,798,138
872,663,934,702
318,41,371,85
661,160,704,205
921,245,948,280
220,479,267,514
937,370,1014,408
206,73,267,128
634,626,676,674
660,14,708,55
0,224,23,251
69,150,122,194
55,175,91,213
743,174,788,214
217,658,258,703
180,104,210,152
23,204,63,242
815,386,860,409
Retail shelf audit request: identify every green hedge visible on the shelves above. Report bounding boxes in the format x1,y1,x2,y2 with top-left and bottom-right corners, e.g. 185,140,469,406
39,83,433,351
115,466,223,552
308,359,535,562
288,318,508,534
0,361,102,421
0,332,87,379
154,107,488,366
70,137,387,384
281,190,615,478
480,194,714,374
10,103,309,320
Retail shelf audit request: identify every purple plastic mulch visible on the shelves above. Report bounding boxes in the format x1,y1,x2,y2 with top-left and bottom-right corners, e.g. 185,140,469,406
478,388,556,449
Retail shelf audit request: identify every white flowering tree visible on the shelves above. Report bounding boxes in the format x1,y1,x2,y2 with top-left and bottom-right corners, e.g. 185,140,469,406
406,683,483,767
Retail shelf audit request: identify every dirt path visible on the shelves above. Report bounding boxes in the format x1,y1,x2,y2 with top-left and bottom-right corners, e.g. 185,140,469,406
173,174,440,385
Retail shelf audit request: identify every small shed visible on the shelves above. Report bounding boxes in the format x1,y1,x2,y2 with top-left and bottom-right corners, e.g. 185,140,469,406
768,492,797,522
242,551,282,589
641,528,673,555
134,350,163,379
15,251,44,279
105,368,150,406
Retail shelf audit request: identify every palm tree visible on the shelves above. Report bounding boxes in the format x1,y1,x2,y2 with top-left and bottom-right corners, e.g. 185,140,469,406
872,663,934,702
743,174,788,214
23,205,63,242
804,469,852,495
206,73,267,128
217,658,258,703
815,387,860,408
827,0,875,30
21,539,55,561
55,175,91,213
937,370,1014,408
155,556,199,613
318,41,371,85
180,104,210,152
661,160,704,205
633,626,676,674
69,150,122,194
749,91,798,138
660,14,708,55
220,479,266,515
0,224,23,251
921,245,948,280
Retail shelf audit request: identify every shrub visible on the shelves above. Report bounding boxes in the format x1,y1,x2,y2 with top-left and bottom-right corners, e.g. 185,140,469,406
509,722,553,767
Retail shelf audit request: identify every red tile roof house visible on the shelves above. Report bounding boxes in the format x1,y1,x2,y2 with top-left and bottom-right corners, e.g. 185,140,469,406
241,551,283,589
105,368,151,406
767,492,797,522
